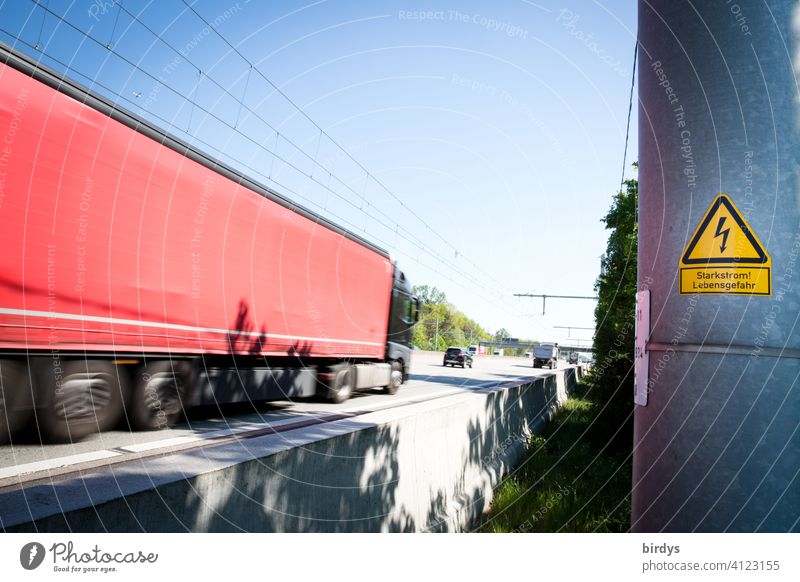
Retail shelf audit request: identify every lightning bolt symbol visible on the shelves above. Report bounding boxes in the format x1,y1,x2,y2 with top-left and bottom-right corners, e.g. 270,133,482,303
714,216,730,253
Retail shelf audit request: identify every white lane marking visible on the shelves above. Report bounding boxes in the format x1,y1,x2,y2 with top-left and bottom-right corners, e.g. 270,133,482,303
0,307,383,347
0,450,122,480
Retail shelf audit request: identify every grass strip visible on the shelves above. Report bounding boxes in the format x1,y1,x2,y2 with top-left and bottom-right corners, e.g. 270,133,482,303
478,383,631,532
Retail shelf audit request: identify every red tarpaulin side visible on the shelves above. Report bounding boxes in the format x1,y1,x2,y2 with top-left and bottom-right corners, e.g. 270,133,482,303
0,62,392,359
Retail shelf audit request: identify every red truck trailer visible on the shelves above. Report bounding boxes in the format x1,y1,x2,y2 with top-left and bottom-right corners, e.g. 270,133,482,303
0,44,417,443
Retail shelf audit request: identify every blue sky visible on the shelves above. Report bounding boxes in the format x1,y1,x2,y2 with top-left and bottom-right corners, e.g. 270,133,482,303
0,0,638,346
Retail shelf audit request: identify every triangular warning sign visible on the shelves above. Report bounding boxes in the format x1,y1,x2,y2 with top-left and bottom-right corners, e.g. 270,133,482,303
681,194,769,265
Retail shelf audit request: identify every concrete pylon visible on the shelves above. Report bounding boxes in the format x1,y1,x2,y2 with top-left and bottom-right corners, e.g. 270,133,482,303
634,0,800,532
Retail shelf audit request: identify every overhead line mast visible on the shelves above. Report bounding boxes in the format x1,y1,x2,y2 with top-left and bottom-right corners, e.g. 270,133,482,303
513,293,598,316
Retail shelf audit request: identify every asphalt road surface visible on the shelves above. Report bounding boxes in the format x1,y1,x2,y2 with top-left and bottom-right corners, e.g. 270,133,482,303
0,352,564,489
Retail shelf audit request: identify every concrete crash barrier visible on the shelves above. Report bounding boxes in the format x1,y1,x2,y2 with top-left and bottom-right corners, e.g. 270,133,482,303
0,367,582,532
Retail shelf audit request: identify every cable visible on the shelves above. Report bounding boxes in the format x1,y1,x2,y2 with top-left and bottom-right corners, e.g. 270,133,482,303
9,1,523,314
178,0,512,293
619,34,638,190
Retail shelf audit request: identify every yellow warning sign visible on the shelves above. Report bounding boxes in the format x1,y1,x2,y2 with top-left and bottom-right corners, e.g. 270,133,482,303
679,194,771,295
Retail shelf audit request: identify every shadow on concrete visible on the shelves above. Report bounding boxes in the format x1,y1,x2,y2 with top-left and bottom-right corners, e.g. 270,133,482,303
3,368,581,533
3,419,416,532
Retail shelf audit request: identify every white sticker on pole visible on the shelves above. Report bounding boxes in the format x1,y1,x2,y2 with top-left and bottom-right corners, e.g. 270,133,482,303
634,289,650,406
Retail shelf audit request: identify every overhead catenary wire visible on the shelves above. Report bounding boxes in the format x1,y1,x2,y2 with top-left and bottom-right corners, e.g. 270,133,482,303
10,1,523,316
177,0,513,295
619,33,638,190
25,0,507,307
2,31,511,313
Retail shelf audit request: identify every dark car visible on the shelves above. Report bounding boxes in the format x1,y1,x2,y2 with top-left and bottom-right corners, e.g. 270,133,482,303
568,352,579,365
443,347,473,368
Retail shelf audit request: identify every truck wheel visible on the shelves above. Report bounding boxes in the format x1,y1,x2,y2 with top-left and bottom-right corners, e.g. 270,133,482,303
0,359,32,444
326,365,353,404
36,360,128,443
128,361,190,431
383,362,403,395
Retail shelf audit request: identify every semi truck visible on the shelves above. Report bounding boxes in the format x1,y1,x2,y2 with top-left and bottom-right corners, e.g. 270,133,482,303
532,343,559,369
0,44,417,443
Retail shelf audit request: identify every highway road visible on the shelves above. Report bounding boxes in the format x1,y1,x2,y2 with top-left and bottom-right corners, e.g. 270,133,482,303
0,352,565,491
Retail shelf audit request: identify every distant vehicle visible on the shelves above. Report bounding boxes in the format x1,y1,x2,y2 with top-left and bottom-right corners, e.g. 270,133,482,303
444,347,473,368
468,345,478,355
533,343,559,369
492,348,504,356
524,351,532,358
568,352,580,365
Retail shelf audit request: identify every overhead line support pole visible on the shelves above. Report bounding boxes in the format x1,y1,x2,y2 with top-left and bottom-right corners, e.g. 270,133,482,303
635,1,799,531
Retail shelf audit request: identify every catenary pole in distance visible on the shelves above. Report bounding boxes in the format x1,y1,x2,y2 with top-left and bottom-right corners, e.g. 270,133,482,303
513,293,598,316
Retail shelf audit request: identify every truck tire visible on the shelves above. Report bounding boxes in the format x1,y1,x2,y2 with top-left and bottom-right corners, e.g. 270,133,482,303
383,361,403,395
36,360,128,443
127,361,190,431
325,365,353,404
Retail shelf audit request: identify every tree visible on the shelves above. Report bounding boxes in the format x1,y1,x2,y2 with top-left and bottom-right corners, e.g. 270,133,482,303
589,176,638,452
494,328,511,340
410,285,491,351
413,285,447,306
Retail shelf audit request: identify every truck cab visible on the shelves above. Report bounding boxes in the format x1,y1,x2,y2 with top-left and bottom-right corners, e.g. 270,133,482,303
386,266,418,382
